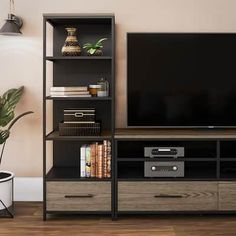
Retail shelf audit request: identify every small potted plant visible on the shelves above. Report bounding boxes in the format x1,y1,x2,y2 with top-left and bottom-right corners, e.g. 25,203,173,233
0,86,33,217
83,38,107,56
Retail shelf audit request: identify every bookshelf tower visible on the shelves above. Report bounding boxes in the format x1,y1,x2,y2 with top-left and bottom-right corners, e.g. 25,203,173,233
43,14,115,220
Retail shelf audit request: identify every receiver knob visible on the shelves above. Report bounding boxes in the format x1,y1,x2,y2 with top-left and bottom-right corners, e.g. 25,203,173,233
173,166,178,171
151,166,156,171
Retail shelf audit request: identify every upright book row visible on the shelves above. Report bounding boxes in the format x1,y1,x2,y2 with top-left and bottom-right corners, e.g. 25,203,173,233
80,140,111,178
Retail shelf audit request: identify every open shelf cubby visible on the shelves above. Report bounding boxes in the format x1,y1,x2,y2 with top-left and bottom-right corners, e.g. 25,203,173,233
46,167,111,181
117,140,217,159
117,161,217,180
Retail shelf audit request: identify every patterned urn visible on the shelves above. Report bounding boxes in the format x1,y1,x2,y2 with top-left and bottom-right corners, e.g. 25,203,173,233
61,27,81,56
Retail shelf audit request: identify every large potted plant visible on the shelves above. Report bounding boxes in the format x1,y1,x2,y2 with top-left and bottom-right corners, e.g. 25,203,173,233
0,86,33,216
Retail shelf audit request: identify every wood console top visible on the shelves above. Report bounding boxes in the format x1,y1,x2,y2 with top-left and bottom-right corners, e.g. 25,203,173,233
115,128,236,139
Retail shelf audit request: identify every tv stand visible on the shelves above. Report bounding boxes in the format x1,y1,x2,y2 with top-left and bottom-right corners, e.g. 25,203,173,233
114,128,236,216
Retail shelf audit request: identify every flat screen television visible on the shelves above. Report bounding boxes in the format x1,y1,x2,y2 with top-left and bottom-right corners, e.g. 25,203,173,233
127,33,236,128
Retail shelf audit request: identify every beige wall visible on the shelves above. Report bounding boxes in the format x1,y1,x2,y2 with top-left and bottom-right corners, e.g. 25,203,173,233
0,0,236,176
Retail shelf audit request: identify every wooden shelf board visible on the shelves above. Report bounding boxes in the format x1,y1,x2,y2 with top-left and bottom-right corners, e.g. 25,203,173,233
115,128,236,139
46,130,112,141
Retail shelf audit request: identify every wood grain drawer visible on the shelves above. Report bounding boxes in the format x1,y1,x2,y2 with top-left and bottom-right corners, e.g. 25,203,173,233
219,182,236,210
118,181,217,211
46,182,111,211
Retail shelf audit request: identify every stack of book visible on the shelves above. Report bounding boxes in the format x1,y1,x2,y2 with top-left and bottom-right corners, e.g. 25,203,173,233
50,86,91,97
59,108,101,136
80,140,111,178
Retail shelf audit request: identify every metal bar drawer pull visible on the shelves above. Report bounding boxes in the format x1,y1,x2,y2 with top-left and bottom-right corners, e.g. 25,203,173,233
154,194,183,198
64,194,94,198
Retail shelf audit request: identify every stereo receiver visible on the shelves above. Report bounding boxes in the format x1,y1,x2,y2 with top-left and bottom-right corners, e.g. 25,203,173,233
144,147,184,158
144,161,185,177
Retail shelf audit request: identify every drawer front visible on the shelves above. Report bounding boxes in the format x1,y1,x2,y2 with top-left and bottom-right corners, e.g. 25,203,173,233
47,182,111,211
118,182,217,211
219,182,236,210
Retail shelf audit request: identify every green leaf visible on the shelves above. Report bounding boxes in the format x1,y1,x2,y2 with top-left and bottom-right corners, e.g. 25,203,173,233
95,45,103,49
0,103,14,127
3,86,24,108
88,48,96,55
83,43,93,49
96,38,107,45
0,86,24,127
0,130,10,144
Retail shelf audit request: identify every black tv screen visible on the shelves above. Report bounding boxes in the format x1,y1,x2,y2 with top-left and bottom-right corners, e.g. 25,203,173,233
127,33,236,127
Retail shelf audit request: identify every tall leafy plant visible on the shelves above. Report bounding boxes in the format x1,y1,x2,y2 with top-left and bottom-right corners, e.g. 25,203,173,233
0,86,33,166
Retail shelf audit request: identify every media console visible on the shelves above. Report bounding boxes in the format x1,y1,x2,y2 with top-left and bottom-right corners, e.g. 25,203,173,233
114,128,236,216
42,14,236,219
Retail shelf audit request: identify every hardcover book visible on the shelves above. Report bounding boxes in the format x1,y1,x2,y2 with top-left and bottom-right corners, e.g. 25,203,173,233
85,146,91,177
50,86,88,92
79,141,111,179
80,145,86,177
97,144,103,178
90,144,96,178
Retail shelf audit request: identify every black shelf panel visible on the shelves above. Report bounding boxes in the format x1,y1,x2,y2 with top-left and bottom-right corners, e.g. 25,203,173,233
46,56,112,61
46,130,112,141
46,96,112,101
45,14,113,26
220,161,236,179
46,167,111,181
220,141,236,158
117,158,217,162
220,158,236,161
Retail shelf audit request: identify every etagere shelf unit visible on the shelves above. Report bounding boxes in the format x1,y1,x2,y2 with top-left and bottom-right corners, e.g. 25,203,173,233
43,14,115,220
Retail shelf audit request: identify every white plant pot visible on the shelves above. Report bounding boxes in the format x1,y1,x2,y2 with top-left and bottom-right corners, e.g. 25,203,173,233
0,171,14,211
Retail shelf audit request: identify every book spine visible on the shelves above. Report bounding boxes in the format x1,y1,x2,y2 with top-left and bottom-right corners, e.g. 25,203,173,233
85,146,91,177
106,141,111,178
50,91,89,95
103,140,108,178
97,144,103,178
95,142,98,177
90,144,96,178
50,86,88,92
80,145,86,177
50,94,92,97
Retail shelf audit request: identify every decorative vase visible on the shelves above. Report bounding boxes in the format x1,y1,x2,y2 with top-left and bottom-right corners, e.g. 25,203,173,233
61,27,81,56
0,171,14,216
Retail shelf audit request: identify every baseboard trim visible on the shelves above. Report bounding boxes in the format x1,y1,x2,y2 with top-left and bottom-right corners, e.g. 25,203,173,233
14,177,43,202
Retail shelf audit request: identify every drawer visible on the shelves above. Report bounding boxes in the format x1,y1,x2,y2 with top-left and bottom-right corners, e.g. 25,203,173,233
46,182,111,211
118,181,217,211
219,182,236,210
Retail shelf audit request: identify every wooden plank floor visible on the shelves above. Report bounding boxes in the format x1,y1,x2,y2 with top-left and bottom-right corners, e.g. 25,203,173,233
1,203,236,236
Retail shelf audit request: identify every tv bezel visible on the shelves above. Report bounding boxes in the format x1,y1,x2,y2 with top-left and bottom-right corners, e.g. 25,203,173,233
126,32,236,129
